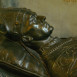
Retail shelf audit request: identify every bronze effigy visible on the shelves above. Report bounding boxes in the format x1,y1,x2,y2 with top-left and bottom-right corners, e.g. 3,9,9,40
0,8,77,77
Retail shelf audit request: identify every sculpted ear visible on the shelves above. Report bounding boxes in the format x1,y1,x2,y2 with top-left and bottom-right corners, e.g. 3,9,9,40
22,35,33,42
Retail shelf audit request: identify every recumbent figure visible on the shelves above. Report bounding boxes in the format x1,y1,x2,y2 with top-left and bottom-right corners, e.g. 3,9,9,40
0,8,77,77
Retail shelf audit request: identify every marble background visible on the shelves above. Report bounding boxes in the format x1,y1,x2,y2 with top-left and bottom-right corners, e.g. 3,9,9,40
0,0,77,38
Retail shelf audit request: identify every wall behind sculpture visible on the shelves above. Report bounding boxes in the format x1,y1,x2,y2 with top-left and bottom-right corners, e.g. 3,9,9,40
1,0,77,38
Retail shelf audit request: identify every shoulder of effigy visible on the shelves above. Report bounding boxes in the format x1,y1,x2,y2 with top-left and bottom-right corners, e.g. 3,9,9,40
40,37,76,56
0,37,47,77
42,37,77,49
62,37,77,46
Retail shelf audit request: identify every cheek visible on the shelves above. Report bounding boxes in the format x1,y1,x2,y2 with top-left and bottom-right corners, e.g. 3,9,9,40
42,25,53,34
33,24,50,35
42,27,49,33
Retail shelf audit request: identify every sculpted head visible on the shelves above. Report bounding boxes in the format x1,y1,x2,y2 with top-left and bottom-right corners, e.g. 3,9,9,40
0,8,53,41
20,9,53,42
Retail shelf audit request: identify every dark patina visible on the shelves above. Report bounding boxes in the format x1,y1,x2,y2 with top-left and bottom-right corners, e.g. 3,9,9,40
0,8,77,77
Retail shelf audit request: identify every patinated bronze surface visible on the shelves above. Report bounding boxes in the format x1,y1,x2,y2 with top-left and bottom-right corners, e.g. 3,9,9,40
0,8,49,77
0,8,77,77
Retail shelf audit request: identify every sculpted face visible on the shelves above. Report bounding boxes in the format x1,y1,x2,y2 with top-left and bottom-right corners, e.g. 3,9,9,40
21,12,53,41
